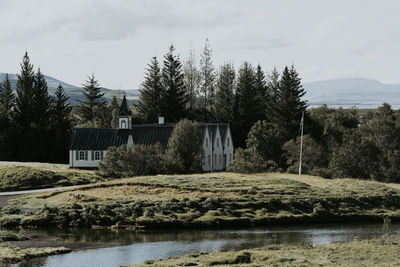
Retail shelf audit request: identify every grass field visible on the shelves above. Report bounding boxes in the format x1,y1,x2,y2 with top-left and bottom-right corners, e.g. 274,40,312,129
1,172,400,229
0,162,101,192
129,236,400,267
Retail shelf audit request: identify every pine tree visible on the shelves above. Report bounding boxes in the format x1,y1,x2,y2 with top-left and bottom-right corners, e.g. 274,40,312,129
267,67,280,105
0,73,15,116
32,68,51,128
184,48,200,116
15,52,35,130
49,84,73,162
110,95,120,128
233,62,258,148
272,65,307,140
138,56,164,123
78,73,106,123
199,39,216,122
213,63,235,123
254,65,268,122
161,45,187,122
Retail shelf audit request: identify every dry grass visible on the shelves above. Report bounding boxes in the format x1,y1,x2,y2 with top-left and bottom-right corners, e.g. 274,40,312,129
0,244,70,264
130,236,400,267
2,172,400,229
0,165,101,192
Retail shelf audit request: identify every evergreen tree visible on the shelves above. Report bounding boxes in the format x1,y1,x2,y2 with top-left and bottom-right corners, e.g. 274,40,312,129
267,67,280,101
199,39,216,122
138,56,164,123
32,68,51,128
15,52,35,130
110,95,120,128
272,65,307,140
49,84,73,162
0,73,14,116
213,63,235,123
161,45,187,122
78,73,106,123
233,62,258,148
254,65,268,122
184,48,201,117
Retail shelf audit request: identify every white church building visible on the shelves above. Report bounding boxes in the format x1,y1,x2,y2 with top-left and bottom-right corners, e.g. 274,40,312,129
69,96,234,171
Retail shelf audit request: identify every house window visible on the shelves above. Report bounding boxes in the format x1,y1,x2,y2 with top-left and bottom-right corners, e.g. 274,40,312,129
121,120,126,129
227,137,230,147
208,155,211,165
219,154,222,164
79,151,85,160
205,138,208,148
95,151,100,160
214,154,216,165
217,138,219,148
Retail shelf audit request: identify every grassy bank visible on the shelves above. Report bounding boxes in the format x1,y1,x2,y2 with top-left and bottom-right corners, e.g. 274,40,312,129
0,165,101,192
129,236,400,266
0,244,71,264
1,172,400,229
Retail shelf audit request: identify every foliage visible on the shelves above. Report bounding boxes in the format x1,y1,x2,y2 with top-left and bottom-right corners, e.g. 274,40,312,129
77,73,106,123
137,57,164,123
213,63,235,123
165,119,203,173
0,73,14,116
98,144,165,177
246,120,284,164
199,39,216,122
161,45,187,122
227,148,278,173
183,48,201,116
233,62,258,148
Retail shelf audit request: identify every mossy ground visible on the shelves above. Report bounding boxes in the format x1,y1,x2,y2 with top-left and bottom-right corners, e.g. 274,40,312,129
0,244,71,264
1,172,400,229
0,165,100,192
129,236,400,267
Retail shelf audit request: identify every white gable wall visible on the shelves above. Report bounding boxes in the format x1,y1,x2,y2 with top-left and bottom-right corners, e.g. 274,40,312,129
202,127,212,172
223,127,234,169
69,150,106,168
212,127,224,171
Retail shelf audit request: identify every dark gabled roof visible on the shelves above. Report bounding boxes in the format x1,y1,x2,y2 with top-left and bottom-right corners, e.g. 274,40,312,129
219,124,228,144
70,125,175,150
69,128,129,150
131,124,175,147
70,123,230,151
118,95,132,116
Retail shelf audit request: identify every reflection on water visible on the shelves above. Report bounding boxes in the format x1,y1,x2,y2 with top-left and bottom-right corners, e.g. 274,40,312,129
10,223,400,267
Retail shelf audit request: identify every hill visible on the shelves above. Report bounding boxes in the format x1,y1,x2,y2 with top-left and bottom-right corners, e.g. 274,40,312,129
0,73,139,105
304,78,400,109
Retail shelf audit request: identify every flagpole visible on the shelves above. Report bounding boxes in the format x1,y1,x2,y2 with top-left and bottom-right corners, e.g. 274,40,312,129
299,111,304,176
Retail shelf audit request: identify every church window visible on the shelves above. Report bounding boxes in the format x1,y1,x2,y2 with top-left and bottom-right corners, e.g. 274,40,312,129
205,138,208,148
121,120,126,129
214,154,216,165
219,154,221,164
217,138,219,148
208,155,211,165
227,137,230,147
95,151,100,160
79,151,85,160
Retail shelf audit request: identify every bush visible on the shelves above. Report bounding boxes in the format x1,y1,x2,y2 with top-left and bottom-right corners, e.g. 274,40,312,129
165,119,203,174
98,143,165,177
227,148,278,174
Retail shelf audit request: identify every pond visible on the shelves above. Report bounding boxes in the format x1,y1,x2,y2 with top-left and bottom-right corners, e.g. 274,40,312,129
9,223,400,267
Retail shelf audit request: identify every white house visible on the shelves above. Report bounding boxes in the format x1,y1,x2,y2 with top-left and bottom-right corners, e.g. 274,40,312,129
69,95,234,171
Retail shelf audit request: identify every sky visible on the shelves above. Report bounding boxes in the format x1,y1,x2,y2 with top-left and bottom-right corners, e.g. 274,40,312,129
0,0,399,89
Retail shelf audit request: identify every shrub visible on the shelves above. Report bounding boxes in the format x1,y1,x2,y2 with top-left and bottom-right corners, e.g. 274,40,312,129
98,143,165,177
227,148,278,174
165,119,203,174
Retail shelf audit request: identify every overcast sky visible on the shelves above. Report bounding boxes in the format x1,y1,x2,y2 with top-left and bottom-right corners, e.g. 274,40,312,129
0,0,399,89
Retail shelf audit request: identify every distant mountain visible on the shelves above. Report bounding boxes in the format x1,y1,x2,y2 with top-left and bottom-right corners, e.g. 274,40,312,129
2,73,399,109
0,73,140,105
303,78,400,109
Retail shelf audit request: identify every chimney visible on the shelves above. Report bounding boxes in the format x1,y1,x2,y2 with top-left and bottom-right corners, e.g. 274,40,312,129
158,117,164,124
